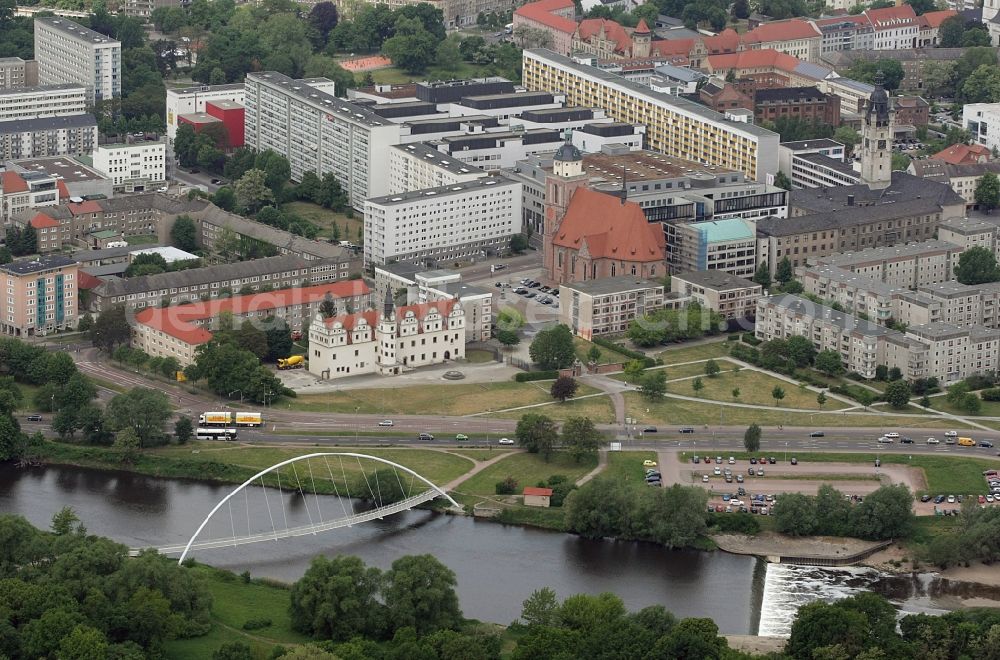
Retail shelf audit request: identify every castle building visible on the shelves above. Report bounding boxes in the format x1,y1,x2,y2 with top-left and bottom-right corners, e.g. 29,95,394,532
860,70,894,189
307,289,465,380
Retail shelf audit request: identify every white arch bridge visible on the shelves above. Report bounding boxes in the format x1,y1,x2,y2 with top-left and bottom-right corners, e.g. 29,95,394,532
128,452,462,563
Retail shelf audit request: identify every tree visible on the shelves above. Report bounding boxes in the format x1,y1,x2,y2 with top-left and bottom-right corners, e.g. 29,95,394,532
515,413,559,461
90,306,131,353
623,359,646,382
815,349,845,376
519,587,559,627
905,0,935,14
955,246,1000,285
775,492,817,536
815,484,851,536
382,16,437,74
786,336,817,367
528,324,576,370
740,423,761,454
753,262,772,288
234,168,273,214
732,0,750,18
51,506,84,536
586,346,601,364
561,416,605,463
497,329,520,348
849,484,914,540
775,257,794,284
265,318,294,361
551,376,578,402
963,28,992,47
435,34,462,75
174,416,193,444
212,186,236,212
289,555,382,640
113,427,141,464
170,214,198,252
213,642,252,660
833,126,861,156
57,624,109,660
691,377,704,395
704,359,720,378
640,370,667,401
847,59,904,91
565,478,634,540
214,226,241,261
938,15,967,47
962,65,1000,104
959,392,982,415
976,172,1000,213
884,380,911,409
772,386,785,406
383,554,462,635
319,294,337,319
308,2,339,45
105,388,171,448
732,387,740,401
509,233,529,254
774,171,792,191
817,391,827,409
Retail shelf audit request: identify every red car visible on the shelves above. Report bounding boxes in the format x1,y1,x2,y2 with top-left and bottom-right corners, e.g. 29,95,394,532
291,331,303,341
715,504,724,512
980,495,987,504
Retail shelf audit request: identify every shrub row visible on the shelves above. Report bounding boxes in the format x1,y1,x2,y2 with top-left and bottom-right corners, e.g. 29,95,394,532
592,337,659,368
515,370,559,382
741,332,761,346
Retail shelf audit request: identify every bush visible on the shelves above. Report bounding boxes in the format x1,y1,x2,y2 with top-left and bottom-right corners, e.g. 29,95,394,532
727,334,740,341
741,332,761,346
243,618,272,630
515,370,559,382
592,337,658,368
981,388,1000,401
496,476,518,495
712,512,760,535
729,343,760,365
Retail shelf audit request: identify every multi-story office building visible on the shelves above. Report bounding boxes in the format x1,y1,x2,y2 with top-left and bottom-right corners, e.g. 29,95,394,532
387,142,488,194
669,218,758,278
165,83,245,143
0,255,77,337
670,270,762,320
777,139,860,189
34,17,120,105
363,177,522,265
92,140,166,192
0,84,84,122
134,282,371,366
0,114,97,159
429,129,566,170
244,71,402,208
522,49,780,182
559,277,665,340
0,57,34,89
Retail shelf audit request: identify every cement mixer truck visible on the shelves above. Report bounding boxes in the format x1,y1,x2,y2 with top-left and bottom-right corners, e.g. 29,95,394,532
277,355,305,370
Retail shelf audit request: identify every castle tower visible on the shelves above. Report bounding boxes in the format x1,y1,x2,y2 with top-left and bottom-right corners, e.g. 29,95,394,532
632,19,652,58
377,285,398,375
860,70,894,190
543,131,588,275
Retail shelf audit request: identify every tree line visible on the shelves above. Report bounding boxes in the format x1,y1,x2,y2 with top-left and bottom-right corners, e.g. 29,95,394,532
775,484,915,540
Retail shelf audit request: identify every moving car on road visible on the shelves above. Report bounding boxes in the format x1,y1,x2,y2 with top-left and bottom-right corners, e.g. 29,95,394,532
418,432,435,441
498,437,514,445
456,434,469,441
927,437,940,444
378,420,394,427
809,431,824,437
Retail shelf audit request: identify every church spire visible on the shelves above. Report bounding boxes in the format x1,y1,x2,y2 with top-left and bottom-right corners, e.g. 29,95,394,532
620,164,627,205
382,285,394,321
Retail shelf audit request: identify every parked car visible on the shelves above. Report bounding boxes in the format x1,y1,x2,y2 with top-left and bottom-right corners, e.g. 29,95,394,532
934,495,946,504
26,414,42,422
748,467,755,476
728,456,736,464
920,494,931,502
702,474,709,483
757,469,765,477
768,457,776,464
790,457,798,465
736,474,744,483
713,467,722,476
643,459,657,467
498,437,514,445
947,495,956,504
749,457,758,464
528,281,542,288
692,455,700,464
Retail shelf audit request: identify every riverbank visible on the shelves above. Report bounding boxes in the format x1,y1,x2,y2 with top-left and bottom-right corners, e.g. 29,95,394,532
713,532,887,565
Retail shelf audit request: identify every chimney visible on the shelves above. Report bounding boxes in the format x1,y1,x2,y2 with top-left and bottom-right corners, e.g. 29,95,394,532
847,194,855,206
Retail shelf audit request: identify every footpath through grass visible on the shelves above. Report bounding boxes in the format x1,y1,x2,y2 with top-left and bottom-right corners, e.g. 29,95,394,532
456,451,596,497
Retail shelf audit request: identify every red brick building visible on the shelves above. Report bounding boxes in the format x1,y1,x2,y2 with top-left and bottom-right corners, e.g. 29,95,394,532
698,82,753,113
892,96,929,128
753,86,840,126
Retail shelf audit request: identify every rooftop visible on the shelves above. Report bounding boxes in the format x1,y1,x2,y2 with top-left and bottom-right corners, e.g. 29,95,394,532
918,280,979,299
36,17,120,45
759,197,952,237
763,294,892,336
96,140,165,151
780,138,844,151
0,254,75,276
524,49,779,140
754,86,830,103
798,152,858,176
804,264,901,298
391,142,486,176
815,239,963,267
130,246,199,263
11,156,106,183
672,270,758,291
559,276,663,296
167,82,245,96
789,171,965,214
248,71,393,128
689,218,755,243
907,322,975,341
554,188,665,261
0,113,97,134
0,83,85,98
367,176,518,206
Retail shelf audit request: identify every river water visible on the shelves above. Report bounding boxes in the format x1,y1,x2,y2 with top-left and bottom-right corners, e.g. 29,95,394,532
1,464,996,636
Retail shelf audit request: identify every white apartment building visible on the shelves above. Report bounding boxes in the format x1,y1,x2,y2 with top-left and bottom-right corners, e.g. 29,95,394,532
34,17,120,105
885,323,1000,384
244,71,402,209
865,6,919,51
165,83,245,143
963,103,1000,155
560,277,666,341
0,57,31,89
363,177,522,266
812,239,964,289
670,270,762,320
388,142,487,195
92,140,166,192
0,114,97,160
0,84,86,122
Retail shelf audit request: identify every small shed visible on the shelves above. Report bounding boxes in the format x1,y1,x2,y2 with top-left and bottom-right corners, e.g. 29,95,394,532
522,486,553,508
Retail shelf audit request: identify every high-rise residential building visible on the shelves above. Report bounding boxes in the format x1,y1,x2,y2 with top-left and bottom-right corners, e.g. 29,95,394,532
387,142,488,194
244,71,402,209
34,17,121,105
0,84,86,122
0,255,77,337
165,83,245,143
521,49,779,182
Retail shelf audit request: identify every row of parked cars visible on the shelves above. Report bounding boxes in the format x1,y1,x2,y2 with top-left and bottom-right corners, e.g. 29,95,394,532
513,279,560,306
711,492,778,515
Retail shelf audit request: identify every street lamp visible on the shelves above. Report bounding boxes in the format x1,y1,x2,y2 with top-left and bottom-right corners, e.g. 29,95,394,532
485,410,490,445
228,389,243,404
355,406,360,443
784,441,788,463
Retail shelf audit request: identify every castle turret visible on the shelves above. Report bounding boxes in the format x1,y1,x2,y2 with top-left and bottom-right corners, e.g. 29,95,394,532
633,19,652,58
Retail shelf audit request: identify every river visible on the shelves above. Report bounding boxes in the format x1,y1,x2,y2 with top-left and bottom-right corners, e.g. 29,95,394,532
1,464,996,636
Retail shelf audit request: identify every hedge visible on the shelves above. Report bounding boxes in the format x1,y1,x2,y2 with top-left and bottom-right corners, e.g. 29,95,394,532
592,337,658,368
982,388,1000,402
741,332,761,346
515,370,559,382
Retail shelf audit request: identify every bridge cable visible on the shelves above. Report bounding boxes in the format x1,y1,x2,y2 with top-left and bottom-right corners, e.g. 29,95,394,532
259,475,278,542
323,456,351,520
357,456,380,508
338,456,354,526
245,486,251,541
308,459,324,525
291,462,316,530
227,500,237,548
392,465,406,499
276,467,290,536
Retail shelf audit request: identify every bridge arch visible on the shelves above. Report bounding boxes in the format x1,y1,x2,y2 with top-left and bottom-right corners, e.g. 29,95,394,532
177,452,461,564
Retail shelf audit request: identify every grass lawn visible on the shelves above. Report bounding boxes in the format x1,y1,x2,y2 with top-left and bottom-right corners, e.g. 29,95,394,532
603,450,658,489
665,370,849,411
933,397,1000,418
658,341,732,364
151,443,473,489
573,337,631,366
357,62,494,85
290,381,612,420
447,448,514,461
465,349,495,363
16,382,40,411
164,564,310,660
624,393,970,429
125,234,158,246
455,451,597,497
490,392,616,423
282,201,362,244
869,402,934,415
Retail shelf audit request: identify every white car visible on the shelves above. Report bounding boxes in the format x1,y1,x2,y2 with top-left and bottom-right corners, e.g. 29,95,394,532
728,456,736,464
713,467,722,476
729,499,744,507
498,437,514,445
885,432,900,439
945,431,958,438
378,420,394,427
947,495,956,504
927,437,940,444
702,474,709,483
877,436,894,443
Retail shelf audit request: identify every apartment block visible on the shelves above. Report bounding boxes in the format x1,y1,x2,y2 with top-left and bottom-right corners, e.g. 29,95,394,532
885,323,1000,383
0,255,77,337
812,239,964,289
363,177,521,265
92,140,166,192
34,17,121,104
938,216,1000,259
670,270,762,320
388,142,489,194
908,159,1000,209
133,281,371,366
669,218,758,279
560,277,665,340
0,84,86,122
0,114,97,159
124,0,183,20
244,71,402,209
522,49,779,182
165,83,245,143
0,57,33,89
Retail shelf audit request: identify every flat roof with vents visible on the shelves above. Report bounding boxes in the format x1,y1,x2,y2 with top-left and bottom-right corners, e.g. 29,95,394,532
36,17,120,45
367,176,519,206
11,156,107,183
391,142,488,176
248,71,392,128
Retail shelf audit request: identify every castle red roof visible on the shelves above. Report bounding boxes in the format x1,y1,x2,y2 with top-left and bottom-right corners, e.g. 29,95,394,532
650,39,695,58
321,299,459,342
918,9,956,29
634,18,650,34
554,188,664,262
706,49,801,73
701,28,741,54
135,281,371,346
514,0,576,34
743,19,820,44
577,18,633,54
1,171,27,194
29,213,60,229
866,5,918,29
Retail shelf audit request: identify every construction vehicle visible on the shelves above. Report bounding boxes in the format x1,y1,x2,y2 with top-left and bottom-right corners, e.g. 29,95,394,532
278,355,305,370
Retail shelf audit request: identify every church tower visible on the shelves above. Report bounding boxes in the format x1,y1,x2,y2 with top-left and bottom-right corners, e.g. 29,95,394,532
543,131,587,275
632,19,652,58
377,285,398,375
860,70,894,190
